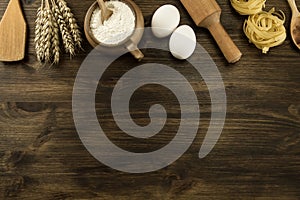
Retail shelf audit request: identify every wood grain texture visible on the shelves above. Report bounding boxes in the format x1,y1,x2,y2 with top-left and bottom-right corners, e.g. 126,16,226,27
0,0,300,199
0,0,26,61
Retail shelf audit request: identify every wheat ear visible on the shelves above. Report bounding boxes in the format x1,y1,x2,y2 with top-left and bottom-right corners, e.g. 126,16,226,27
51,0,75,56
50,10,60,64
34,2,46,62
56,0,82,49
40,0,54,63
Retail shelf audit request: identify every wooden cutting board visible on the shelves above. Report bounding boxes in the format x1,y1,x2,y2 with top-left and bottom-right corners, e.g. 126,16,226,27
0,0,26,62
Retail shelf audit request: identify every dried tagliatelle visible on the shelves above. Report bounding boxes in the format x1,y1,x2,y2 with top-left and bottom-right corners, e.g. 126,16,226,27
230,0,266,15
243,8,286,53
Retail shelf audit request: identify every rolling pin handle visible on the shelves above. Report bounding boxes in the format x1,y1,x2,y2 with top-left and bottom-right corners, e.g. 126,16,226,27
207,22,242,63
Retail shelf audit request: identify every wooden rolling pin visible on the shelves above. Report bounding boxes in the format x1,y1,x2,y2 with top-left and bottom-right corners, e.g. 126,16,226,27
180,0,242,63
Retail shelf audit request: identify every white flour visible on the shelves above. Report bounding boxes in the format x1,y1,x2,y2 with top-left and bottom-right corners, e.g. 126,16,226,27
90,1,135,45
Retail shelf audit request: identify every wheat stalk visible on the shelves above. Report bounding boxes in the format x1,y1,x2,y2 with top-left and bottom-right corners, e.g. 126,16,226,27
69,15,82,49
34,0,82,65
43,7,54,62
34,6,42,61
50,9,60,64
34,2,46,62
51,0,75,56
56,0,82,49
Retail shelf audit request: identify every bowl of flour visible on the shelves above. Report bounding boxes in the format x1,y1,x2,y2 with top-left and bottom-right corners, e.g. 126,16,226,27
84,0,144,60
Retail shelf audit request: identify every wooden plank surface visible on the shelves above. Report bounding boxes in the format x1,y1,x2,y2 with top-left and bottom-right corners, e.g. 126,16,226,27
0,0,300,199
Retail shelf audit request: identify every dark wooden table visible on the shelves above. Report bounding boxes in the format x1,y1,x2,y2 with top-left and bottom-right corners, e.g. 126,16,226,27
1,0,300,199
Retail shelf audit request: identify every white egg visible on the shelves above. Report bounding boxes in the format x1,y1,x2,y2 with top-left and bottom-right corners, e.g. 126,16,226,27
151,5,180,38
169,25,196,60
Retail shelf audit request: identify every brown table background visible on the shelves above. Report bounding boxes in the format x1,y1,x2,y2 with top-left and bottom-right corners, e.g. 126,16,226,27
1,0,300,199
